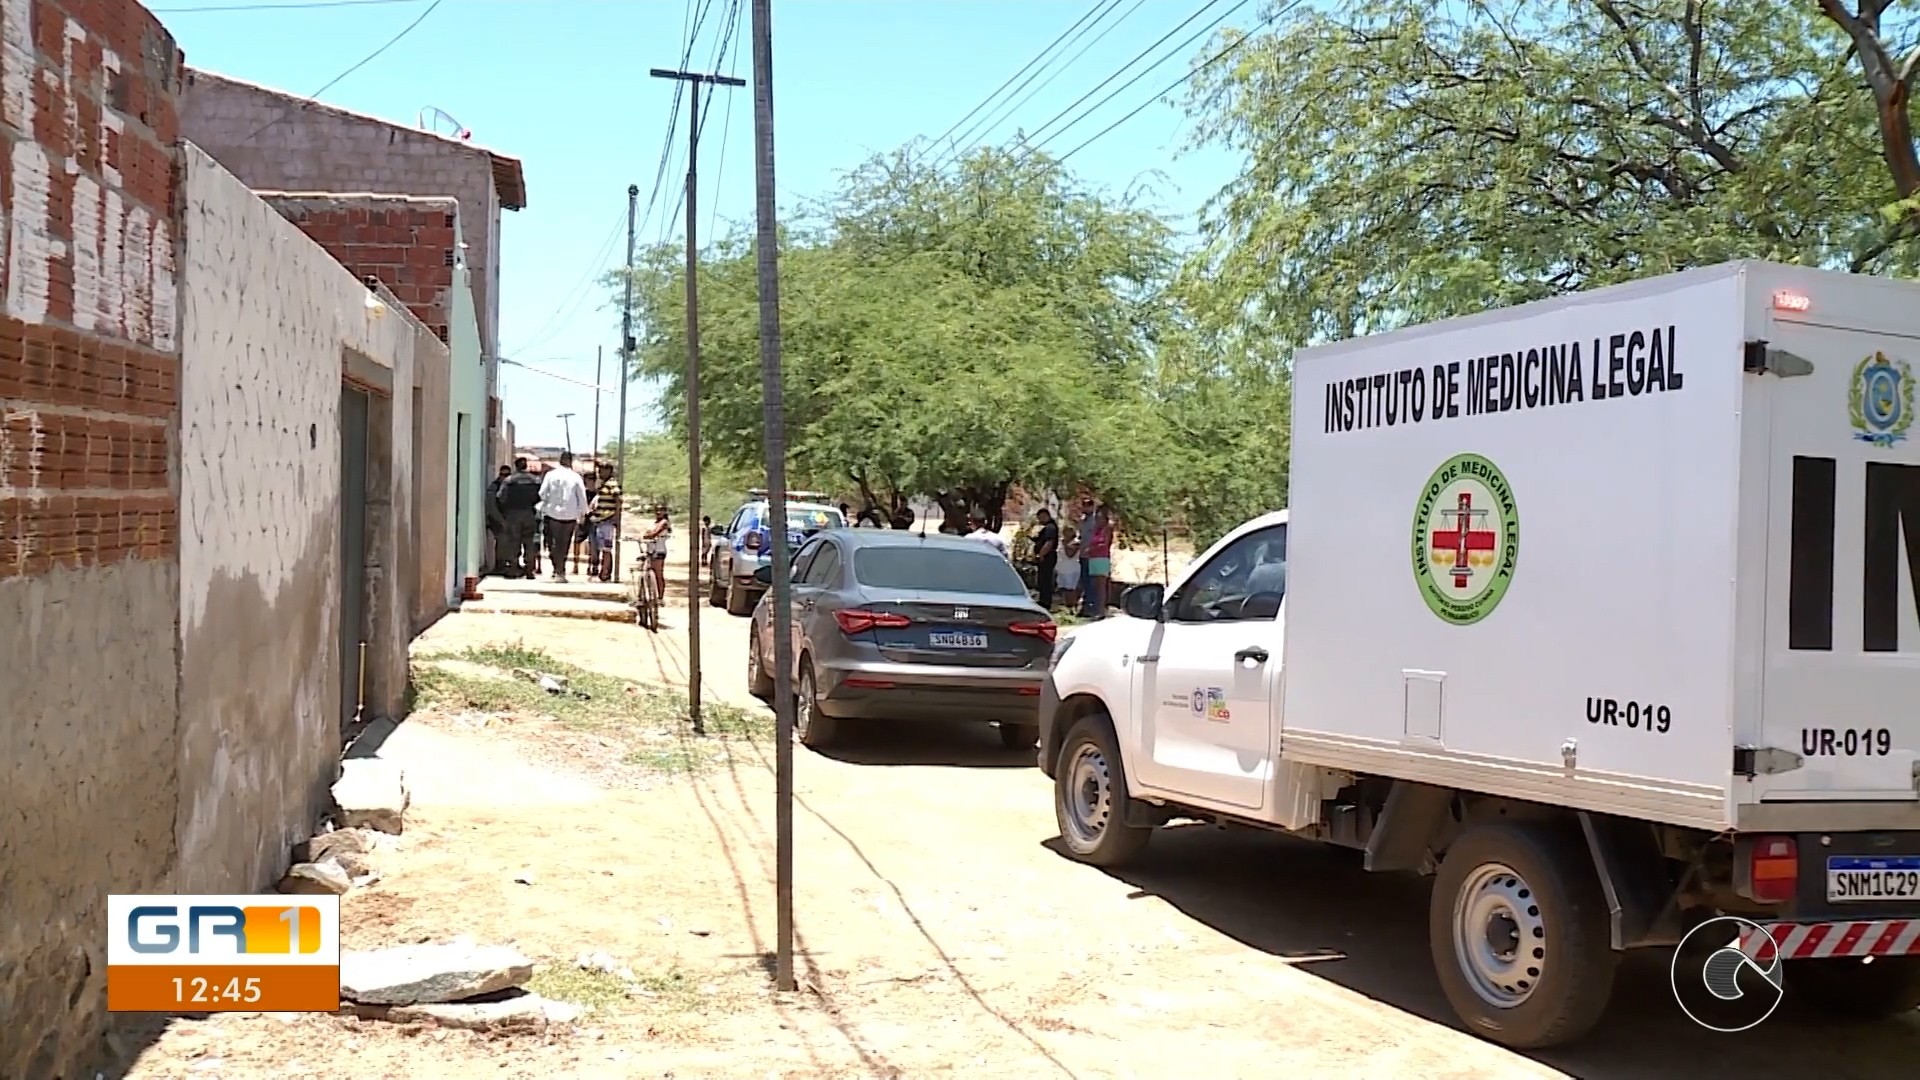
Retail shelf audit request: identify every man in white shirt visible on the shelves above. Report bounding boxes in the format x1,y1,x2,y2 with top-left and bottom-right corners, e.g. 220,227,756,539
966,513,1011,559
536,451,590,582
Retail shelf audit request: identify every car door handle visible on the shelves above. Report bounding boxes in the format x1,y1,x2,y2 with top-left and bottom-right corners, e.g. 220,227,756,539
1235,646,1270,664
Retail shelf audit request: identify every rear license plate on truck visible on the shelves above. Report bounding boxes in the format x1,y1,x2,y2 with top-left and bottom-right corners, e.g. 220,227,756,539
1828,856,1920,901
929,630,988,649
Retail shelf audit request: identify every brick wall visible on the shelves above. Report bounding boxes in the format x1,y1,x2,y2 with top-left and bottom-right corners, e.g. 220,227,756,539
0,0,183,579
263,194,459,344
0,0,186,1076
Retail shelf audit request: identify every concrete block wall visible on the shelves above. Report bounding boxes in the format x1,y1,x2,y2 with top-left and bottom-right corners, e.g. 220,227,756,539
0,0,186,1075
261,193,459,342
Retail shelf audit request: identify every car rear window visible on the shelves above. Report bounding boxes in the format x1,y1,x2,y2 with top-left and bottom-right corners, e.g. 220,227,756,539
790,506,843,532
853,546,1027,595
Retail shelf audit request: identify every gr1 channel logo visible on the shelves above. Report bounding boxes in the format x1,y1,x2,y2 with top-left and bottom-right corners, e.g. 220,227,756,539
1669,916,1786,1032
107,894,342,1013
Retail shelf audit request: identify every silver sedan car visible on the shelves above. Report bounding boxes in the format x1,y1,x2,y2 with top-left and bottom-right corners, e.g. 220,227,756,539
747,528,1055,751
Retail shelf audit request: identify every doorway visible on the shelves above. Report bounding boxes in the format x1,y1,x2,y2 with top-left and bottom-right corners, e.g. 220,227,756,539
339,385,371,735
455,412,472,582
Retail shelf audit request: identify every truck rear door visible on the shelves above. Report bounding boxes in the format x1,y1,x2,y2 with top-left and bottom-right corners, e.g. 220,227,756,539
1760,310,1920,803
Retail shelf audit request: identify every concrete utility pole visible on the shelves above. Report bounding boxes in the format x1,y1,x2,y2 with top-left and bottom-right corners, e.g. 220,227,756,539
557,412,576,454
591,345,603,460
614,183,639,585
750,0,795,994
651,65,744,738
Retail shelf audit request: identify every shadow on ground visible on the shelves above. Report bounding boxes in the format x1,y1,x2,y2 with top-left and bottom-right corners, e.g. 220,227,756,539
1051,822,1920,1080
811,719,1039,769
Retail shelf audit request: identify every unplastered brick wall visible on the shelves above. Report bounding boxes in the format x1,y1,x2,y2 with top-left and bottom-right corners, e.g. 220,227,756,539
263,193,459,344
0,0,183,576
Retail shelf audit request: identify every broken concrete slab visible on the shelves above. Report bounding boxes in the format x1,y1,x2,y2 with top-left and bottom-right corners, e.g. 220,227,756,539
349,991,583,1032
339,942,533,1005
332,759,409,834
293,828,372,864
278,860,350,895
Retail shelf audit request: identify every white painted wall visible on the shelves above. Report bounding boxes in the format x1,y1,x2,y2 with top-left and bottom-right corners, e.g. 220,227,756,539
175,145,419,892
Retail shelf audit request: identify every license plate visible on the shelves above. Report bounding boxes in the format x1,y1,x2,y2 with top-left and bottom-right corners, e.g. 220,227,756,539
1827,856,1920,902
928,630,988,649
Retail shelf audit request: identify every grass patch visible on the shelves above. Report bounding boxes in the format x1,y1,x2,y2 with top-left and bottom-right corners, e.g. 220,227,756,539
526,964,632,1012
409,642,771,774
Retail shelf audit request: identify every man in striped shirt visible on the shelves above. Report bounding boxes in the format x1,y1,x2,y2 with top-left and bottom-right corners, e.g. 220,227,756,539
587,462,622,582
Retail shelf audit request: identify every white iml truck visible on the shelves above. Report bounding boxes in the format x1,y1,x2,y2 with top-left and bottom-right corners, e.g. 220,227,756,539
1037,260,1920,1048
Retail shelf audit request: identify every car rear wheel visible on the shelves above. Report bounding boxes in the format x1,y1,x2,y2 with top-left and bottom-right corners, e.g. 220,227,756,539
999,722,1039,751
708,568,726,608
795,660,840,750
746,629,774,700
1054,717,1150,867
725,578,755,616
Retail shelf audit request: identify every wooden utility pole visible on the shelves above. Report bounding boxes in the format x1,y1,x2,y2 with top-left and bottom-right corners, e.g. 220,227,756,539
651,66,744,737
590,344,603,460
614,184,638,585
750,0,794,994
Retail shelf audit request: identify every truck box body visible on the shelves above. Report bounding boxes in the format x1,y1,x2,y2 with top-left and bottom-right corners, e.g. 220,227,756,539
1283,260,1920,834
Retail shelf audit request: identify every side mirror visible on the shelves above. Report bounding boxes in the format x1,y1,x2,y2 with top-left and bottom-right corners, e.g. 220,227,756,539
752,565,774,586
1121,583,1165,621
710,525,729,537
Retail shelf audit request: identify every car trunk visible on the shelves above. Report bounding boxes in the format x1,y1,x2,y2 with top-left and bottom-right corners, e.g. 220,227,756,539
852,590,1051,668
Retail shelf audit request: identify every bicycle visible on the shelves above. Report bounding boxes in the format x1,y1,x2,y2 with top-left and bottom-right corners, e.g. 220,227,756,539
630,556,661,632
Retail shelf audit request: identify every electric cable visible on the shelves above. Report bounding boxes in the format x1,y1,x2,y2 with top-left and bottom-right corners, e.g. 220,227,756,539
238,0,444,144
931,0,1128,171
915,0,1114,167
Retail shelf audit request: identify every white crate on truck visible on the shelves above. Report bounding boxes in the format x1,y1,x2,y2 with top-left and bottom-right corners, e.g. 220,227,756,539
1284,260,1920,832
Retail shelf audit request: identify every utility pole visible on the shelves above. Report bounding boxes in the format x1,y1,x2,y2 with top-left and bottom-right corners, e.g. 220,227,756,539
591,345,603,460
614,183,639,585
750,0,794,995
557,412,576,454
651,65,743,738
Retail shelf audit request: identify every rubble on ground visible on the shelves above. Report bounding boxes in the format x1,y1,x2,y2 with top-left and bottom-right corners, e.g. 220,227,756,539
340,938,581,1034
332,759,410,834
277,860,351,895
283,824,384,894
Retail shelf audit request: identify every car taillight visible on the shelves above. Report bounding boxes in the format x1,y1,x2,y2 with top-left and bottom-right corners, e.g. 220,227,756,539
834,609,911,635
1009,620,1058,644
1748,835,1798,903
743,532,762,551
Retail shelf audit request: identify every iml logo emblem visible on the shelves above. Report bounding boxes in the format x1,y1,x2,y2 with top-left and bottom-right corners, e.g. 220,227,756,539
126,904,326,955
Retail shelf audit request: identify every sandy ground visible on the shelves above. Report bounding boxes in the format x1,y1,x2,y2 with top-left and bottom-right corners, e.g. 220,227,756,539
107,532,1920,1080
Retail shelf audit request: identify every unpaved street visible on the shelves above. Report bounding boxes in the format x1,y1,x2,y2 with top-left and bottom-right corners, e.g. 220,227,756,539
113,542,1920,1079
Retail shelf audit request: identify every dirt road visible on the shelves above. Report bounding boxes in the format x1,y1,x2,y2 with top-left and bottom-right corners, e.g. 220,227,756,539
113,546,1920,1079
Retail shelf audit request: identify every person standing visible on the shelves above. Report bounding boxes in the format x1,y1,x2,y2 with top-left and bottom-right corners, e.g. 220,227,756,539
496,458,543,578
1031,508,1059,611
587,461,622,581
536,451,589,583
642,504,673,600
484,464,511,576
1074,494,1099,615
966,513,1011,559
1084,506,1115,618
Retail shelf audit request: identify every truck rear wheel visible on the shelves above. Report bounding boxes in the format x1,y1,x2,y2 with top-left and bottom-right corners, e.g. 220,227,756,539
1429,822,1616,1049
725,578,755,616
1788,956,1920,1019
1053,717,1151,868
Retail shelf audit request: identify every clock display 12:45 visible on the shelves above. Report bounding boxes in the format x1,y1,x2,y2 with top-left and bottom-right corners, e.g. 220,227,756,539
172,975,262,1005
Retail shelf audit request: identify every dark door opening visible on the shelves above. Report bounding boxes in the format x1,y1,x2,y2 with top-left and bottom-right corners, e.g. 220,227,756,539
340,385,371,735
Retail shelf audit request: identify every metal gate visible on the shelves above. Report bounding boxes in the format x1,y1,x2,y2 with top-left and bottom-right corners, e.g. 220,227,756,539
339,386,370,733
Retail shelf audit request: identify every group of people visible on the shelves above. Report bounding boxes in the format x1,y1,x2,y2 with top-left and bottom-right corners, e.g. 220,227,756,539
1021,494,1114,616
485,451,623,583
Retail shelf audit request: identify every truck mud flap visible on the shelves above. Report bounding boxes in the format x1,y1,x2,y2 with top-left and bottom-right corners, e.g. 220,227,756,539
1364,781,1452,872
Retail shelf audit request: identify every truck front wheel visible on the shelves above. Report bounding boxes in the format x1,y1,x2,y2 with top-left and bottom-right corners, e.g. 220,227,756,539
1053,717,1151,868
1429,822,1616,1049
1788,956,1920,1019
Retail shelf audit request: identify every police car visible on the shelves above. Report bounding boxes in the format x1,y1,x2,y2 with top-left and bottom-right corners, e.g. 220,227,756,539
708,490,846,615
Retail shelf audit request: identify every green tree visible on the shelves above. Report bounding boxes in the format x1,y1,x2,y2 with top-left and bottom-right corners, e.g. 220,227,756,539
1183,0,1900,350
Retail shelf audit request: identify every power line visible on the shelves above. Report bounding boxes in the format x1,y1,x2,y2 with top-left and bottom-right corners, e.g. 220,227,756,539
500,210,626,356
916,0,1112,167
1054,1,1292,165
657,0,724,245
238,0,444,144
969,0,1151,154
931,0,1128,171
1013,0,1251,163
705,0,746,238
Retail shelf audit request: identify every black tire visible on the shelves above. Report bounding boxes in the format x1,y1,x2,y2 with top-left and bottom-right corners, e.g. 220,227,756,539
1788,956,1920,1019
999,722,1039,751
1428,822,1617,1050
1052,716,1151,867
794,660,840,749
746,629,774,700
708,557,727,607
725,579,755,616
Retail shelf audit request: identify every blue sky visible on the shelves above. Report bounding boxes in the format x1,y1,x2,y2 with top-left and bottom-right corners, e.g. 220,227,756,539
157,0,1255,448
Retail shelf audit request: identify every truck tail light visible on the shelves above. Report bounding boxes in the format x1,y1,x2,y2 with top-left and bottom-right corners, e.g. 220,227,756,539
1748,835,1799,903
743,532,762,551
1009,620,1058,643
834,609,911,636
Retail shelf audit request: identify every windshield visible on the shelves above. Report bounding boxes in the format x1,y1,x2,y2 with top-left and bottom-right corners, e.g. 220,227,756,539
853,546,1027,596
788,506,843,532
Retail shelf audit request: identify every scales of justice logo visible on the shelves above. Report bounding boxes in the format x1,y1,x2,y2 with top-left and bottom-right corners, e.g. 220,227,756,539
1412,452,1519,626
